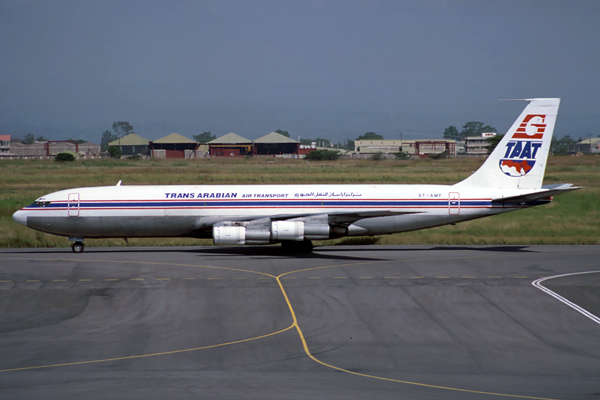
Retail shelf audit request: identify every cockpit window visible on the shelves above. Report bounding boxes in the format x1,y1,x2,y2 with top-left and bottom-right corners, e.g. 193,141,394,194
34,201,51,207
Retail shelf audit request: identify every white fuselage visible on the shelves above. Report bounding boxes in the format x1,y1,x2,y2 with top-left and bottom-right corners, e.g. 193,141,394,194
12,183,533,240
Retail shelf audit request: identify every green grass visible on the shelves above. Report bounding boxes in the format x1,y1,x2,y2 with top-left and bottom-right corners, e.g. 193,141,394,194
1,155,598,248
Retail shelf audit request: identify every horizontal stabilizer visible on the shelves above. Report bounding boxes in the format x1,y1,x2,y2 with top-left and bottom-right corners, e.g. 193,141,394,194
492,184,582,204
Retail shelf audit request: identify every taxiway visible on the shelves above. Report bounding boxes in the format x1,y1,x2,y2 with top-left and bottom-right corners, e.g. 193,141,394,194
0,245,598,399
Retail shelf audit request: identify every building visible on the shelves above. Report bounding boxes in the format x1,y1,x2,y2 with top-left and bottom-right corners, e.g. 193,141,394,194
150,133,200,159
108,133,150,156
253,132,300,157
207,133,253,157
10,142,47,157
298,142,317,157
77,142,102,157
10,140,101,158
354,139,456,158
464,133,495,155
577,137,600,154
0,135,13,157
412,141,456,157
355,139,405,154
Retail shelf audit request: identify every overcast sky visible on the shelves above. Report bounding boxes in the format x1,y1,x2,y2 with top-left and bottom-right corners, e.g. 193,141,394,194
1,0,598,143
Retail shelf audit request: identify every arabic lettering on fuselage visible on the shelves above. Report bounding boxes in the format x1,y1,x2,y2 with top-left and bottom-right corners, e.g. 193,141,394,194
294,192,362,198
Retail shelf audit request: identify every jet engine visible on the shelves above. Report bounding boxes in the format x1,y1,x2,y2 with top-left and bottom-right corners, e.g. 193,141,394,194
212,220,347,245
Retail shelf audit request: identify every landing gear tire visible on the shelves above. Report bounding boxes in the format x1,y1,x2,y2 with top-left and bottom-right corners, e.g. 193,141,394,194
72,242,85,253
281,240,313,254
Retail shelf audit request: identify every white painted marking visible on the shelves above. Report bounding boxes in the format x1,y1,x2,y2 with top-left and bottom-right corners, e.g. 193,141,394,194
532,271,600,325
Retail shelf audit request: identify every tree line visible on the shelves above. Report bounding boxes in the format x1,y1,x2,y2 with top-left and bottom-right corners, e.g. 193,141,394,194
443,121,497,141
13,133,87,145
9,119,594,156
101,121,135,151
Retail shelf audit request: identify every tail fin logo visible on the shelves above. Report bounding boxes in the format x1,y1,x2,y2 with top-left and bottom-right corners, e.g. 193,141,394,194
512,114,546,139
499,114,546,177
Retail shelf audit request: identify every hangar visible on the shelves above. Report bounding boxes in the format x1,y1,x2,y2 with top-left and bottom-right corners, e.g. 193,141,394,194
207,133,253,157
253,132,300,157
207,132,301,158
577,137,600,154
108,133,150,156
150,133,200,159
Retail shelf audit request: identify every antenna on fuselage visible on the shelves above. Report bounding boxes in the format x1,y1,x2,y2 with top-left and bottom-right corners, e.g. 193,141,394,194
116,180,122,186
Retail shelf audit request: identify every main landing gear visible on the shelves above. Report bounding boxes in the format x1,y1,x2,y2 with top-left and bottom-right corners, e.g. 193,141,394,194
281,240,313,254
72,241,85,253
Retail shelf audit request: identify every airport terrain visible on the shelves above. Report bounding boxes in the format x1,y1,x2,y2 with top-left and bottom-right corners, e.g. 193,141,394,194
0,245,599,399
1,155,599,248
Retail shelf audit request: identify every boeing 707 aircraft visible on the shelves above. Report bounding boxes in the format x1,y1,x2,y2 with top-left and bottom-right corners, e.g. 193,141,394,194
13,98,579,253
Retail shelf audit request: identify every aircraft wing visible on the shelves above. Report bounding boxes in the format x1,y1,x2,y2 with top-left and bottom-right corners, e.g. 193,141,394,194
492,183,582,205
325,210,421,224
193,210,420,231
268,210,420,224
270,210,417,223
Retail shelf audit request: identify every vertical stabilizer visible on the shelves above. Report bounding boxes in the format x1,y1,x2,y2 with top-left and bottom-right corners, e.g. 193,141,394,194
455,98,560,190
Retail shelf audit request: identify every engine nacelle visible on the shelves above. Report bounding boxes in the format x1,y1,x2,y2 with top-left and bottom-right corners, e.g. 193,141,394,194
213,226,270,245
213,226,245,245
271,221,335,241
304,224,332,240
271,221,304,241
213,221,346,245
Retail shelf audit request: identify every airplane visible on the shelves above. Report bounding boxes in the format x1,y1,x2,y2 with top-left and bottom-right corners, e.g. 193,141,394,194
12,98,580,254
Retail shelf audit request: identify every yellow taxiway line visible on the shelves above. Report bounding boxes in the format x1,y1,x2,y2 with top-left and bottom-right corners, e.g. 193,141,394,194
0,255,559,399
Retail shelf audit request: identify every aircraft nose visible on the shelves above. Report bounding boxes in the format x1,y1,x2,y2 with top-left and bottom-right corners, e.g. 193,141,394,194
12,210,27,226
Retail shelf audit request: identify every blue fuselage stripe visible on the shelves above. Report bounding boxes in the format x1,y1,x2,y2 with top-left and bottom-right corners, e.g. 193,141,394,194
25,199,494,209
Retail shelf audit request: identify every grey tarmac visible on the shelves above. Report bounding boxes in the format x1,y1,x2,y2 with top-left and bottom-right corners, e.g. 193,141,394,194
0,245,599,400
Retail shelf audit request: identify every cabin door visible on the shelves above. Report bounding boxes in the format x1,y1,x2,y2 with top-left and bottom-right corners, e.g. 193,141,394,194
68,193,80,217
448,192,460,215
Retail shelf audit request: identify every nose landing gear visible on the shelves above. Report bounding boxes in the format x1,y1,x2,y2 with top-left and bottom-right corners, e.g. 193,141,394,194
71,241,85,253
